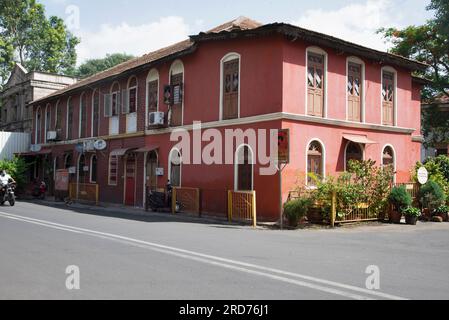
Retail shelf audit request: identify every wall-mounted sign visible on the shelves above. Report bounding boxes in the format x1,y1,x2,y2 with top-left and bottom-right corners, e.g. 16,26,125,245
277,129,290,164
94,139,107,151
83,166,89,172
55,169,69,191
417,167,428,185
156,168,164,176
68,166,76,174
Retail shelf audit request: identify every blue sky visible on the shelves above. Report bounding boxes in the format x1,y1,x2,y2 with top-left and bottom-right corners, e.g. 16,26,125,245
41,0,434,64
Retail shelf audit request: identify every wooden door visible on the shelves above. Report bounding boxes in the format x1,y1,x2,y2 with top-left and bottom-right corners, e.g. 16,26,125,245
146,151,158,191
348,63,361,122
382,71,394,125
307,53,324,117
237,147,253,191
223,59,239,120
125,153,136,206
170,73,183,126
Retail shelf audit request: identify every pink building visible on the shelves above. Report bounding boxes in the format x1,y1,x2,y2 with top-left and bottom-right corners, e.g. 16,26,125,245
28,17,426,221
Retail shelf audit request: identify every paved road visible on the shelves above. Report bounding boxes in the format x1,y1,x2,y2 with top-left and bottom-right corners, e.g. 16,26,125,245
0,201,448,300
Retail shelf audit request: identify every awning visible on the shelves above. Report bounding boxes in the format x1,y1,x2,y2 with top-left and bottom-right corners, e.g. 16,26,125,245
110,148,137,156
134,145,159,153
15,149,52,156
343,134,377,145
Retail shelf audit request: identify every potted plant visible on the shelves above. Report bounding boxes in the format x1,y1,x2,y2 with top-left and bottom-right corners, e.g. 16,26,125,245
388,186,412,224
283,197,310,228
402,207,421,225
434,205,449,222
418,180,446,219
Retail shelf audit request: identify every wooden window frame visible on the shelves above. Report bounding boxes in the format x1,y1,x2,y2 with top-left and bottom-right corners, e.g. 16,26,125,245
306,139,326,187
305,47,327,118
381,67,397,126
108,154,118,186
346,57,365,123
220,52,241,121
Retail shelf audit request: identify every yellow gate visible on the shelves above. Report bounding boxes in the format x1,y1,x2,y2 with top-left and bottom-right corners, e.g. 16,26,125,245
228,190,257,228
69,183,99,205
172,187,200,215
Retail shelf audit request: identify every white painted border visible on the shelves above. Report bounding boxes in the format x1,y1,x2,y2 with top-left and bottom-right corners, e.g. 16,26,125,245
305,46,328,118
234,144,254,191
109,81,121,135
44,104,50,143
346,56,366,123
91,89,99,137
343,140,365,171
219,52,241,121
168,147,182,187
381,144,397,183
126,75,138,133
54,99,60,129
305,138,326,186
108,154,118,186
169,59,185,126
145,68,160,128
381,66,398,127
35,106,42,144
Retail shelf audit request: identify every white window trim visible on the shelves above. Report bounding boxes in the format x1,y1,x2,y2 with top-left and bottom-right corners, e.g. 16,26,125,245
90,155,97,183
44,104,50,143
146,68,160,127
234,144,254,191
54,100,60,130
381,144,397,183
343,141,365,171
305,46,328,118
169,59,185,126
109,82,121,135
126,76,138,133
78,92,86,139
168,147,182,187
219,52,241,121
66,97,72,140
305,138,326,186
381,66,398,127
35,106,41,145
346,56,366,123
108,154,118,186
91,89,99,137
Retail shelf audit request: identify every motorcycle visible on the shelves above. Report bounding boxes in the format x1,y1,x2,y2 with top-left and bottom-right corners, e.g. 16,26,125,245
32,181,47,200
0,180,16,206
147,182,182,212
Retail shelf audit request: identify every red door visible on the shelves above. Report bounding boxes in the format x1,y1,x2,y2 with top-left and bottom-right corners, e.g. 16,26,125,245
125,154,136,206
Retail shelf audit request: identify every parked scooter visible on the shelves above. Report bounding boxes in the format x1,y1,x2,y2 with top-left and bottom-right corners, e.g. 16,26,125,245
0,179,16,206
147,181,181,212
32,180,47,200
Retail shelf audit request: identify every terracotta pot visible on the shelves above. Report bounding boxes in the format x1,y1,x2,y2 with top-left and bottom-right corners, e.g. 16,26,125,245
389,210,402,224
405,215,418,225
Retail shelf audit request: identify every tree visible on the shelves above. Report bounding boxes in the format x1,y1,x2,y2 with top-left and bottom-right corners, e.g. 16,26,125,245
378,0,448,100
75,53,135,78
0,0,79,87
0,35,14,90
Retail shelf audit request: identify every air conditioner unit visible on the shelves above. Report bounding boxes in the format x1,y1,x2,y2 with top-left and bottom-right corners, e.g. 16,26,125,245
46,131,58,141
149,112,165,126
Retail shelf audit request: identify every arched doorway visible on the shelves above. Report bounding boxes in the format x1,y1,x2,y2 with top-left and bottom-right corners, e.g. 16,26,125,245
146,151,158,191
125,153,137,206
235,145,253,191
345,142,363,170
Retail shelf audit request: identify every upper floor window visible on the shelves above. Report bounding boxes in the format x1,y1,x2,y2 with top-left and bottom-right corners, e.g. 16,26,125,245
220,53,240,120
45,104,51,143
307,140,325,186
147,69,159,114
66,97,74,140
79,92,88,138
123,77,137,114
105,83,120,135
92,89,100,137
382,69,396,126
35,107,42,144
347,60,363,122
55,100,62,133
168,60,184,127
307,49,326,117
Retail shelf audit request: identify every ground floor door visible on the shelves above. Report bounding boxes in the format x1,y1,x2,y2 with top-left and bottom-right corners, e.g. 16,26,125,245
125,153,136,206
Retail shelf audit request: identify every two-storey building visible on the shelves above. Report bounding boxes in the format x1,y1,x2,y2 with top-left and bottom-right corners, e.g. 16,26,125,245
28,17,426,221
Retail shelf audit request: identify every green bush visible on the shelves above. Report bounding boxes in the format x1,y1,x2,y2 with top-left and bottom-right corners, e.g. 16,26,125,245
0,156,29,187
418,180,446,211
415,156,449,199
284,198,310,223
435,205,449,215
388,186,412,211
402,206,421,217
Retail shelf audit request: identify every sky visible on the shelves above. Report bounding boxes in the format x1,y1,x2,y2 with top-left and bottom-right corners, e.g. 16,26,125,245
40,0,435,65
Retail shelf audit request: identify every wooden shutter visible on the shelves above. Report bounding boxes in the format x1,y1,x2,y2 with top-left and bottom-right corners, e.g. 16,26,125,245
104,94,112,117
382,71,394,125
222,59,239,120
170,73,183,127
307,53,324,117
148,80,158,112
348,62,361,122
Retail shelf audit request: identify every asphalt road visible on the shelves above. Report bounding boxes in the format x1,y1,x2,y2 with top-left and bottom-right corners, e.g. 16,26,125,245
0,201,448,300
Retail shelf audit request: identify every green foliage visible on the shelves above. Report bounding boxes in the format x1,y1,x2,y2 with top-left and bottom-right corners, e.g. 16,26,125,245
435,204,449,214
310,160,393,219
378,0,449,101
422,105,449,147
402,206,421,217
0,0,80,87
75,53,135,79
284,197,310,222
418,180,446,211
414,156,449,197
389,186,413,211
0,156,29,187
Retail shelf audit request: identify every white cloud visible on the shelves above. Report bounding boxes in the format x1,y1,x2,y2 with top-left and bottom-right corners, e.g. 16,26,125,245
292,0,402,51
75,16,191,64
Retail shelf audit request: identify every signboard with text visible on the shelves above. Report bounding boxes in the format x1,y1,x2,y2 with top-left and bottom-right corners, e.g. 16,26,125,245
277,129,290,164
55,169,69,191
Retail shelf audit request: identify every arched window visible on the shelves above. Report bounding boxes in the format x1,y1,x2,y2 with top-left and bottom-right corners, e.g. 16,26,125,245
127,77,138,114
220,53,240,120
64,153,73,169
35,107,42,144
78,154,86,183
90,155,97,183
168,148,182,187
347,57,365,122
66,97,74,140
91,89,100,137
235,145,254,191
147,69,159,116
168,60,184,127
45,104,51,143
55,100,62,133
307,140,324,186
306,47,327,117
382,67,397,126
345,142,363,170
125,76,138,133
382,146,395,167
79,92,87,138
